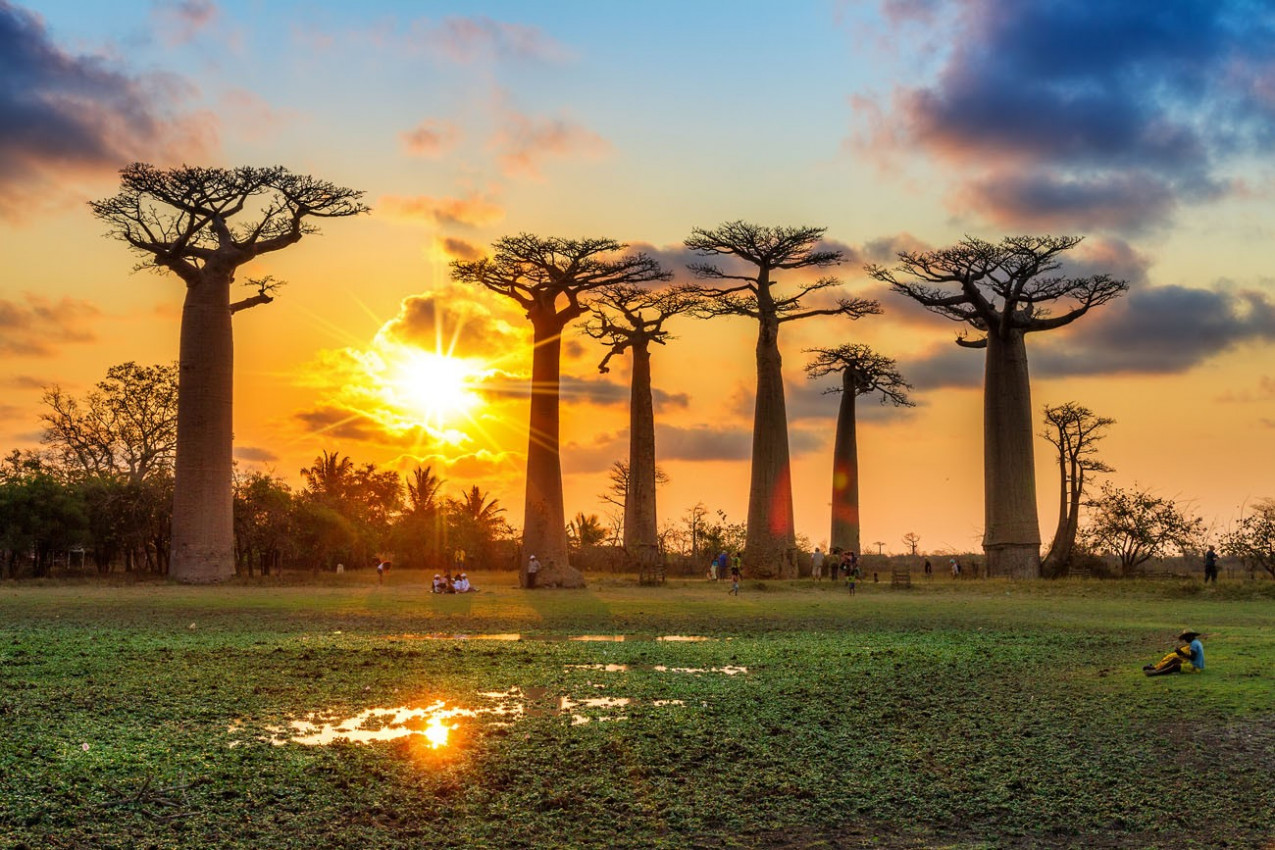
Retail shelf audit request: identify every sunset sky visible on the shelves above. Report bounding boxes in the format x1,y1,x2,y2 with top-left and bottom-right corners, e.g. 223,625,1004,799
3,0,1274,557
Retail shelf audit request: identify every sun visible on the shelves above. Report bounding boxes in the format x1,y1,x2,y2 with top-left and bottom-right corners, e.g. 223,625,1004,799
382,348,482,428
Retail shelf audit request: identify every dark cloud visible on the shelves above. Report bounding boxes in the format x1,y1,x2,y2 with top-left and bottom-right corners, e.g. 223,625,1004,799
654,424,753,461
234,446,279,463
439,237,484,261
1034,285,1275,377
0,1,212,218
293,407,383,442
560,374,690,411
872,0,1275,233
958,170,1181,233
898,283,1275,384
0,294,99,356
892,344,984,390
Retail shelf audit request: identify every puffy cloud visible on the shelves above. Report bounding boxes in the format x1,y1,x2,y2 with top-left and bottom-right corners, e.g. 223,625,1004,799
378,193,505,228
861,0,1275,233
0,1,215,218
379,285,526,360
400,119,461,157
0,294,99,356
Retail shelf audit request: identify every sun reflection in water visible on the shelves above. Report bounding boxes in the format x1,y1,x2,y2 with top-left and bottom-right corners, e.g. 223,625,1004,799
246,663,750,749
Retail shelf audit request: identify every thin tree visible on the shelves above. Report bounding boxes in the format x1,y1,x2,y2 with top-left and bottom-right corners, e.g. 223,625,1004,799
804,344,913,557
685,221,880,577
868,236,1127,578
585,284,696,567
91,164,368,582
451,235,669,588
1040,402,1114,576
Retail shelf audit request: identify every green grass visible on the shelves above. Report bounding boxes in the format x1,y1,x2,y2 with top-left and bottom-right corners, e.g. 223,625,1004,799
2,572,1273,849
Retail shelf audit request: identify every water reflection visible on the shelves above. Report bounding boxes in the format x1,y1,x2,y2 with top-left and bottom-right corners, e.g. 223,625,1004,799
385,633,714,643
250,657,748,748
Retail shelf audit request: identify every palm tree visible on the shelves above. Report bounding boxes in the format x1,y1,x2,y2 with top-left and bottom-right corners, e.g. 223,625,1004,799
568,512,607,549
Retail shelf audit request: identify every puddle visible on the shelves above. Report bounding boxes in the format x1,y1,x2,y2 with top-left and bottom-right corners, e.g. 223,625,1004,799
244,654,748,748
245,658,749,748
566,663,748,676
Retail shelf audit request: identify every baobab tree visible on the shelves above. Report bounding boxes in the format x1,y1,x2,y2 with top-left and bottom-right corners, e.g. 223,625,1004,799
804,344,913,556
685,221,880,577
451,235,669,588
868,236,1127,578
91,164,368,582
585,284,697,568
1040,402,1114,576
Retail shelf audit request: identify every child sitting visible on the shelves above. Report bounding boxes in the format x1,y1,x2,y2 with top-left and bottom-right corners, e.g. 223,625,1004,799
1144,630,1205,676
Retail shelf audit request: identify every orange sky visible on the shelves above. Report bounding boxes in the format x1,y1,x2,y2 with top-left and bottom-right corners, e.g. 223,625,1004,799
3,1,1274,556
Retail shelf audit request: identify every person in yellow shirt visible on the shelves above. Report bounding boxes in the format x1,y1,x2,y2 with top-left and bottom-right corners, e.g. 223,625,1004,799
1144,631,1205,676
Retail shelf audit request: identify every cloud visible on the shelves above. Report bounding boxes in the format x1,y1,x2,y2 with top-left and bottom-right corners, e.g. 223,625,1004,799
218,89,297,142
379,285,526,360
438,237,485,261
234,446,279,463
490,103,612,180
150,0,220,47
0,1,215,219
898,283,1275,385
1215,375,1275,404
0,294,100,356
1,374,50,390
293,406,384,442
559,374,691,411
378,193,505,228
1033,284,1275,377
955,169,1181,233
654,424,753,461
408,15,573,65
861,1,1275,233
400,119,461,157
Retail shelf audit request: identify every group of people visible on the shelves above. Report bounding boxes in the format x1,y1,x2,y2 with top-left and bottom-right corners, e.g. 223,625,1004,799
707,551,743,594
432,572,475,593
811,547,863,591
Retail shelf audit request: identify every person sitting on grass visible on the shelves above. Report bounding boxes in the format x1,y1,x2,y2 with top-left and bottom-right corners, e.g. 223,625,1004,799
1144,630,1205,676
432,574,446,593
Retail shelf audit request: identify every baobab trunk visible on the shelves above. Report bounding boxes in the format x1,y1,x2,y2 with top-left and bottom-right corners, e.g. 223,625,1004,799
1042,451,1071,575
625,341,659,566
830,371,861,555
522,316,584,588
746,317,797,577
170,272,236,582
982,330,1041,578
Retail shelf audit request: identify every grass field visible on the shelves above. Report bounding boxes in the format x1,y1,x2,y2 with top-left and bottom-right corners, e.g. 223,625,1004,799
2,572,1273,849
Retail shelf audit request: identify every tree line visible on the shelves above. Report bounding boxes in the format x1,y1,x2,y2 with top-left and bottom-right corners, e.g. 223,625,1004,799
19,162,1271,585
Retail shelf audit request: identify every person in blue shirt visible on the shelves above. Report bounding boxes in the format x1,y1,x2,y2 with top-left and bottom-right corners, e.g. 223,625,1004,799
1144,630,1205,676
